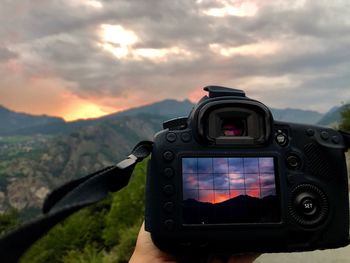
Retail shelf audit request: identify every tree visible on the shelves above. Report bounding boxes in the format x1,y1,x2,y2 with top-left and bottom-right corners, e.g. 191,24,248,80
0,209,20,235
339,104,350,132
20,160,148,263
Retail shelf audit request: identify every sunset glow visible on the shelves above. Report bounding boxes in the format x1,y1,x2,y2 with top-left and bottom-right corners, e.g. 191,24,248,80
62,102,111,121
189,88,206,103
182,157,280,224
1,0,349,122
182,157,276,204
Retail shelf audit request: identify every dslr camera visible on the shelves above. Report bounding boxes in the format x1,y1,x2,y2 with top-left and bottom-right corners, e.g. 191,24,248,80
145,86,350,254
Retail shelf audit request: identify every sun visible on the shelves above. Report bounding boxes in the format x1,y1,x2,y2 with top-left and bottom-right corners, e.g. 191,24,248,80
100,24,138,46
59,91,117,121
63,103,110,121
98,24,138,59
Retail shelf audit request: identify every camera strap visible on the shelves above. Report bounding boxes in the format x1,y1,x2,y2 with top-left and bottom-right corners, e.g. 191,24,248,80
340,130,350,148
0,140,153,263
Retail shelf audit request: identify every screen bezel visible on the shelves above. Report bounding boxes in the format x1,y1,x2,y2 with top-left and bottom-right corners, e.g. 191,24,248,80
179,153,283,227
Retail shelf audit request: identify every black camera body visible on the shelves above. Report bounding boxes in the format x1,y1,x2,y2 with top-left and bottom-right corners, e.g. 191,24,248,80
145,86,350,254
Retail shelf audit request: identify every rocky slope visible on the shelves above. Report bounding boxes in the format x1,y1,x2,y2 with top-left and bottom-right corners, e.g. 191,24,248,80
0,114,163,214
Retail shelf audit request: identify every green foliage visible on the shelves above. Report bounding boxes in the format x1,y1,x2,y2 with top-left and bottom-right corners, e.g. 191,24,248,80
339,105,350,132
0,208,20,235
103,224,140,263
63,244,104,263
20,160,147,263
21,202,109,263
103,162,146,247
0,136,31,145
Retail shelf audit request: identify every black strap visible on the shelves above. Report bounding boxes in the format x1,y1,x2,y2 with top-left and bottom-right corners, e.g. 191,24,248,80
0,141,153,263
339,130,350,148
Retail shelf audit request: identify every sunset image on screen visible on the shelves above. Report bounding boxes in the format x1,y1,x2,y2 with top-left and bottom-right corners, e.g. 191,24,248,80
182,157,280,224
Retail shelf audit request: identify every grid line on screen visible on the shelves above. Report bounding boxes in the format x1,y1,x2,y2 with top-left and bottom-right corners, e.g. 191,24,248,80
182,157,279,224
183,157,276,202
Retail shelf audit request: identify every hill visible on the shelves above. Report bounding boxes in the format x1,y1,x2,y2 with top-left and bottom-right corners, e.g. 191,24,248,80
102,99,194,119
271,108,322,124
0,99,193,136
0,105,64,135
317,104,350,127
1,99,340,136
0,114,163,214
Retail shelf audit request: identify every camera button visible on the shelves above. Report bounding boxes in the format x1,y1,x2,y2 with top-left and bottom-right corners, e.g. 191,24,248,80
286,154,302,170
163,151,175,161
320,131,329,140
290,184,328,227
164,219,175,231
299,197,318,216
331,135,340,144
275,132,288,146
163,185,175,196
166,132,177,143
164,168,174,178
163,202,174,213
181,132,192,142
306,129,315,136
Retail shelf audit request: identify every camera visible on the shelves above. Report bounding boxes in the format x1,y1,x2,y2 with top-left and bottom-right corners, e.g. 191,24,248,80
145,86,350,254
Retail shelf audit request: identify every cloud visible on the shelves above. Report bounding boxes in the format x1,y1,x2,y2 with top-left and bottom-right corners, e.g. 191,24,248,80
0,47,17,61
1,0,350,119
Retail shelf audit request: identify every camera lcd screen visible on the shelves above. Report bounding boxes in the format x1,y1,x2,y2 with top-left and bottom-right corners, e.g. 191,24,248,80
182,157,280,224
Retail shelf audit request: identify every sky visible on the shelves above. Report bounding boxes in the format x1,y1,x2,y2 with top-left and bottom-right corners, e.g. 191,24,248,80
182,157,276,203
1,0,350,121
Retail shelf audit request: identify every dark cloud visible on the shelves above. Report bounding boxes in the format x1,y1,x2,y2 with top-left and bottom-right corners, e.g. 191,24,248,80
0,47,17,61
260,174,275,188
1,0,350,115
214,174,230,189
198,174,214,190
243,158,259,174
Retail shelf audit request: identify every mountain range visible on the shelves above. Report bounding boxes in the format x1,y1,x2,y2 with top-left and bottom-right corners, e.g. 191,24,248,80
183,194,279,224
0,105,64,135
0,100,348,136
0,100,194,136
0,99,348,216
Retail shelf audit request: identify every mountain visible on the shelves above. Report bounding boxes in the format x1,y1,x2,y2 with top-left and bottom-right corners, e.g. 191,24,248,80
270,108,323,124
0,99,349,215
0,114,163,214
102,99,194,120
183,195,279,224
1,99,338,136
0,105,64,135
317,104,350,127
1,99,194,136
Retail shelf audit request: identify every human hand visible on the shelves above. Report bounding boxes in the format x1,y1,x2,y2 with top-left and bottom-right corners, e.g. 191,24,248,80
129,222,260,263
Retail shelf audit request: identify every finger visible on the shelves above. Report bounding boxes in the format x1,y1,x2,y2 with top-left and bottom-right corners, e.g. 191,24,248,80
133,222,177,262
134,222,155,251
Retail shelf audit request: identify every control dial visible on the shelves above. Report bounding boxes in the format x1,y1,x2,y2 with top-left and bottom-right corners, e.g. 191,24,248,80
289,184,328,227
